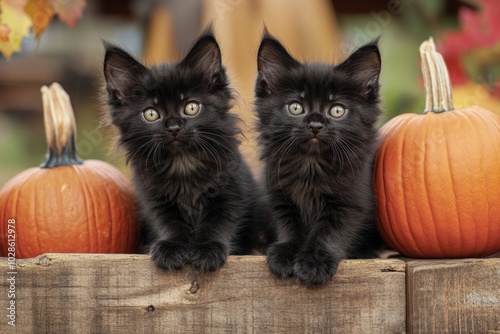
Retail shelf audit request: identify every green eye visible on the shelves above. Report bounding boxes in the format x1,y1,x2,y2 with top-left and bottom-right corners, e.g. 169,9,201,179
184,102,200,116
329,105,347,118
143,109,160,122
288,102,304,115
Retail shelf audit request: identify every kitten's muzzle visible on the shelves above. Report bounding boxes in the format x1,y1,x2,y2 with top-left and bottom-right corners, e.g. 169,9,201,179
308,121,325,135
167,124,181,137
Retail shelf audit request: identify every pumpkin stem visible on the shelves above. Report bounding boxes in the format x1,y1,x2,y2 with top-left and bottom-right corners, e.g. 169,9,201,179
40,83,82,168
420,37,454,113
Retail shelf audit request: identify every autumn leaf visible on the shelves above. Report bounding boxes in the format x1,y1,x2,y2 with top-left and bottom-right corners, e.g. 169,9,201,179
0,0,32,59
24,0,86,38
24,0,54,38
0,23,11,42
438,0,500,84
0,0,86,58
52,0,86,28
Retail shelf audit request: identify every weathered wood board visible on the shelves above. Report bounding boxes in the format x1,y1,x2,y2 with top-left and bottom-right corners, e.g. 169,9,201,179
407,259,500,334
0,255,406,334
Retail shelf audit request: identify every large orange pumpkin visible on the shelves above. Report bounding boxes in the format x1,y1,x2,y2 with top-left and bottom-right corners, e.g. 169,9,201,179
375,38,500,258
0,83,140,258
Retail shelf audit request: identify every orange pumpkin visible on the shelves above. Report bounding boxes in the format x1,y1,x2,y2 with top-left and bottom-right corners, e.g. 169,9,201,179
375,38,500,258
0,83,140,258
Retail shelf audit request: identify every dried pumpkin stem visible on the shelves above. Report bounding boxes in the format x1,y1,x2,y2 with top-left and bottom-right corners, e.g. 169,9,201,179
40,83,82,168
419,37,454,113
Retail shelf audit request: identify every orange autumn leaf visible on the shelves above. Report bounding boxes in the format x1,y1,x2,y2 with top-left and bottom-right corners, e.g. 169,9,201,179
0,0,86,58
0,23,11,42
24,0,54,37
52,0,85,28
25,0,86,37
0,0,32,59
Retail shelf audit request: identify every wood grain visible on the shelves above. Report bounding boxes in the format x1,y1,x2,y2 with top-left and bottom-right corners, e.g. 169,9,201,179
407,259,500,334
0,255,405,333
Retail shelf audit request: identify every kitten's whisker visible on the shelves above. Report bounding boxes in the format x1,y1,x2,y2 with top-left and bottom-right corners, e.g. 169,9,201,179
266,136,297,188
197,130,235,146
337,138,364,172
127,139,156,165
277,138,299,189
152,141,166,169
197,134,238,162
266,138,292,188
330,141,347,180
198,138,230,164
197,138,222,176
342,134,372,149
144,140,162,174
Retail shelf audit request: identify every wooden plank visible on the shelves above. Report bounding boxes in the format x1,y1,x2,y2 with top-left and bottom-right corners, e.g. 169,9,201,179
0,255,405,333
407,259,500,334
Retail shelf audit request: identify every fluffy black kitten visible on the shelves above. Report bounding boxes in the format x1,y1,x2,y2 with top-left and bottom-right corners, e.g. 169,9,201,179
103,30,264,273
255,33,384,285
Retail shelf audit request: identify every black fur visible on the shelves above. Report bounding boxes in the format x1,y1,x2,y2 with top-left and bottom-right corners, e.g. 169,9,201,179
255,32,384,285
103,29,265,273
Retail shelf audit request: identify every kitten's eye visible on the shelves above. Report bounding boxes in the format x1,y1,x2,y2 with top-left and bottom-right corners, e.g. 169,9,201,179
288,102,304,115
329,105,347,118
184,102,200,116
143,109,160,122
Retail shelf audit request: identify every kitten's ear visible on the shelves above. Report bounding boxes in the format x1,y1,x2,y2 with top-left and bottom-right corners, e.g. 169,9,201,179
180,28,222,85
337,41,381,99
103,41,148,102
257,31,300,94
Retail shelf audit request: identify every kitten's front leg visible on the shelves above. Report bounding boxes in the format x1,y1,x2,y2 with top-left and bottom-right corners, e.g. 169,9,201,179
266,197,303,279
149,205,191,271
294,209,358,285
190,197,240,273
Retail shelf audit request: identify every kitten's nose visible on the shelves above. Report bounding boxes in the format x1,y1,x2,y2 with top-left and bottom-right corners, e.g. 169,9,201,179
308,122,325,134
167,125,181,136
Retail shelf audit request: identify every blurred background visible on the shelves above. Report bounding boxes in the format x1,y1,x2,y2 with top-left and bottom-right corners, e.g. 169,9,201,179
1,0,499,185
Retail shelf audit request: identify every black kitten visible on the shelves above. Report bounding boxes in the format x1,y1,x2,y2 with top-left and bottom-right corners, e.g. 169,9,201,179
255,32,384,285
103,30,264,273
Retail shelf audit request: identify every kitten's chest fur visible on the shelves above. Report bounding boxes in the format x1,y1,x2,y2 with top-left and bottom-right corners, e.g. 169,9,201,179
167,153,203,175
276,156,333,215
274,154,366,218
137,154,221,212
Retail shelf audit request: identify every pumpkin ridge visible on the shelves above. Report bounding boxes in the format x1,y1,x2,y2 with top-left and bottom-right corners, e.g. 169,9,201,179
378,117,413,254
400,118,426,256
94,163,125,252
92,161,139,252
102,164,128,251
377,138,402,252
482,112,500,253
439,114,464,257
87,166,105,253
421,116,445,257
472,110,500,254
73,166,94,253
458,111,486,255
53,169,68,252
383,121,415,253
18,171,38,258
32,174,42,256
99,169,115,253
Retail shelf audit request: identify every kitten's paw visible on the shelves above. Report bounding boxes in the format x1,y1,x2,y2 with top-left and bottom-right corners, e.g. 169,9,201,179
294,249,340,285
190,241,228,273
266,242,298,279
150,240,189,271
